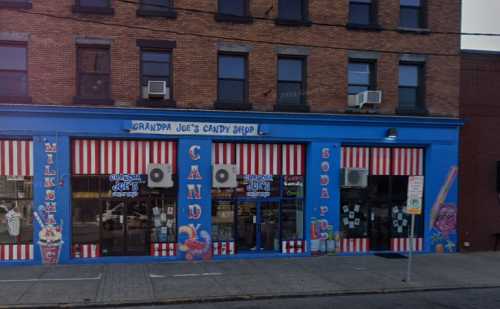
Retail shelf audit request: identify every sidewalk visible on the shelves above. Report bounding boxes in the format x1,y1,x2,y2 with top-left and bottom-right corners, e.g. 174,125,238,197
1,252,500,308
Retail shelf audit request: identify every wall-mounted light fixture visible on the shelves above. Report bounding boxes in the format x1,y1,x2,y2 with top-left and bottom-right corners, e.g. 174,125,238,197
385,128,398,140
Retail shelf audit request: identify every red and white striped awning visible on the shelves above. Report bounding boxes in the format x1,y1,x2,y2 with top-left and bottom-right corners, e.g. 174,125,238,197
212,143,305,176
0,140,33,177
392,148,424,176
370,147,391,176
340,146,370,169
72,139,176,175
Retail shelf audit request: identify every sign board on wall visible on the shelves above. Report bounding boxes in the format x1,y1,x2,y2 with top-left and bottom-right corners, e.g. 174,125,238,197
128,120,259,137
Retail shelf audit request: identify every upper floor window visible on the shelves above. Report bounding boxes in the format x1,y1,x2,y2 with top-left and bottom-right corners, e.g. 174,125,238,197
138,0,176,18
400,0,425,28
218,0,247,16
348,61,375,95
217,54,247,105
278,57,306,106
0,0,32,9
76,45,112,104
140,49,172,101
349,0,375,26
73,0,114,14
0,43,28,99
399,63,424,111
278,0,307,21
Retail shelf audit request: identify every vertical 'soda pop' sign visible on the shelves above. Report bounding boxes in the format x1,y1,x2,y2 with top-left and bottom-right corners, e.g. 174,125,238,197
35,142,63,264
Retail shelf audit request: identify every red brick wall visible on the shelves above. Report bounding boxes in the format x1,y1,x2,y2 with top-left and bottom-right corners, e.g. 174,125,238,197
459,52,500,251
0,0,461,116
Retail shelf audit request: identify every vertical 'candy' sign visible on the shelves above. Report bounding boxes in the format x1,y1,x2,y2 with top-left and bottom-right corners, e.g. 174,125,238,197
36,142,63,264
178,144,211,260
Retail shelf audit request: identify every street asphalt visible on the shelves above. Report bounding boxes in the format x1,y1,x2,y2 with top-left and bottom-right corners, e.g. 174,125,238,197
1,252,500,308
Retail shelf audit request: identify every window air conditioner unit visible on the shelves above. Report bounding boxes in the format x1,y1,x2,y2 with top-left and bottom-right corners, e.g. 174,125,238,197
146,81,170,99
348,90,382,108
341,168,369,188
213,164,238,188
147,163,174,188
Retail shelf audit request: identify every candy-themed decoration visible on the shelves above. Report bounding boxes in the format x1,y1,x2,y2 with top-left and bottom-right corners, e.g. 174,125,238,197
178,224,211,260
212,241,235,256
71,139,177,175
342,204,362,230
391,238,424,252
150,243,177,257
391,206,409,234
341,238,370,253
282,240,306,254
211,143,306,176
0,140,33,176
0,244,33,260
370,147,391,176
72,244,100,258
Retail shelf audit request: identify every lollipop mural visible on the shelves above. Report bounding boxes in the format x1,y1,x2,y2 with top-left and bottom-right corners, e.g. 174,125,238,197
429,166,458,253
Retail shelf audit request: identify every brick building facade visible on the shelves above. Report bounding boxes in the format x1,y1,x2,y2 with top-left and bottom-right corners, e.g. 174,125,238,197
0,1,462,264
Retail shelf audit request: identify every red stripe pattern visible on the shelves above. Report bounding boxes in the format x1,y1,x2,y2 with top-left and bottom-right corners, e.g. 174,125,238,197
370,147,391,176
72,139,177,175
0,140,33,176
72,244,101,258
150,243,177,257
281,240,306,254
341,238,370,253
0,244,34,260
340,147,370,169
391,238,424,252
212,241,235,256
391,148,424,176
211,143,305,176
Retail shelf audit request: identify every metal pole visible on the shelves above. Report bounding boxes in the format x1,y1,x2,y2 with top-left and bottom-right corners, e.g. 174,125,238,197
406,214,416,282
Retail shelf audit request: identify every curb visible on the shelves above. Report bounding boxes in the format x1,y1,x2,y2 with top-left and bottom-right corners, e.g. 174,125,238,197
3,284,500,308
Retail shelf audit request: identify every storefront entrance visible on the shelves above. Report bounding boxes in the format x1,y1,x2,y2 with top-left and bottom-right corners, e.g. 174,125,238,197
100,199,150,256
236,200,280,252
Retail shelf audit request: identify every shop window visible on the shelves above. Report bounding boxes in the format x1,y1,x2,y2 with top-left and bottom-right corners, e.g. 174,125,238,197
400,0,425,29
0,43,29,101
281,199,304,240
137,0,176,18
0,176,33,244
277,57,306,106
398,63,424,112
349,0,375,26
0,0,32,9
348,60,375,95
218,0,246,16
212,199,235,242
73,0,114,14
75,45,112,104
217,54,248,107
77,0,110,7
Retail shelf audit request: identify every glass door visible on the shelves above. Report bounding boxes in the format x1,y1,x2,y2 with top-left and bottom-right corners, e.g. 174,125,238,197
236,201,257,251
259,202,280,251
100,200,126,256
125,200,149,256
369,202,391,251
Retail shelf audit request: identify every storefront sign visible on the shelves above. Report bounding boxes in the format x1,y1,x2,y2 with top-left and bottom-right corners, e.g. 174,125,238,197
244,175,272,198
109,174,144,198
129,120,259,137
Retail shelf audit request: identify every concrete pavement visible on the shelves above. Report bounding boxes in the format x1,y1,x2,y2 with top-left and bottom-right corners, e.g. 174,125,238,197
1,252,500,308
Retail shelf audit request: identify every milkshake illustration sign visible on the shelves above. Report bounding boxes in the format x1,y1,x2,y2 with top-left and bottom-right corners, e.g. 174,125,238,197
36,142,63,264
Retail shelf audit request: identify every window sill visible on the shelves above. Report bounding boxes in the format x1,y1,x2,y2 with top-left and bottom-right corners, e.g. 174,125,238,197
274,18,312,27
72,5,115,15
274,104,310,112
136,98,176,108
215,13,253,24
0,1,32,9
396,107,428,116
73,97,114,105
136,9,177,19
346,23,382,31
214,101,252,111
0,96,32,104
397,27,431,34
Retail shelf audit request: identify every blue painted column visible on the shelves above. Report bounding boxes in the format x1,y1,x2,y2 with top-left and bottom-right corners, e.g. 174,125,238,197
33,135,71,264
424,143,459,253
176,138,212,260
305,142,339,255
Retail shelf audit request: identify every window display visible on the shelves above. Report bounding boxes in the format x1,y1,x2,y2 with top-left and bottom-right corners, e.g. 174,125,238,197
0,176,33,244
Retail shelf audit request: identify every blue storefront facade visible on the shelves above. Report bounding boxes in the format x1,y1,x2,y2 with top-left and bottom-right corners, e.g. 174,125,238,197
0,105,461,265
